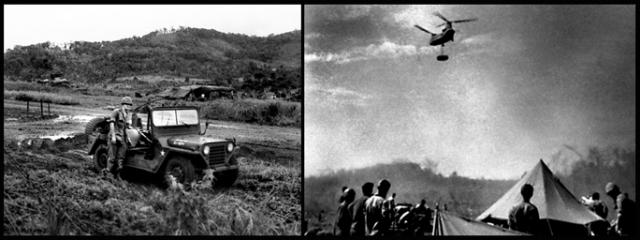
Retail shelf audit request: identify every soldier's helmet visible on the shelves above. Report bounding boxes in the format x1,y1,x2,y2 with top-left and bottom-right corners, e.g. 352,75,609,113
605,182,620,197
121,96,133,106
344,188,356,203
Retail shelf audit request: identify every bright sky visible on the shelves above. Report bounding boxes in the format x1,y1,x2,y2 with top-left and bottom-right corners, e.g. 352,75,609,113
3,5,301,51
304,5,635,179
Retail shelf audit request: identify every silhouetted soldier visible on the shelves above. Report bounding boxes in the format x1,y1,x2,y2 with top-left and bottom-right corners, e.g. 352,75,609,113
583,192,609,236
605,182,636,236
349,182,374,236
365,179,392,236
334,188,356,236
586,192,608,219
412,199,433,236
338,185,348,202
508,183,539,234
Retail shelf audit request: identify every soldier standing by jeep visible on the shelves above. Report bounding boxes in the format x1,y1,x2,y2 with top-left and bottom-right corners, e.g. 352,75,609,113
104,96,133,179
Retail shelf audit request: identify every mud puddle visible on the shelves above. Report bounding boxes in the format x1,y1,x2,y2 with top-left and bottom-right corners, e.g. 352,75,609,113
208,123,242,130
52,114,97,123
39,131,78,141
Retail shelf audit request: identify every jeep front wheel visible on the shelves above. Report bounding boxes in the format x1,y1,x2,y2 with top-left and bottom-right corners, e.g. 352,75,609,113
214,156,242,187
163,156,196,187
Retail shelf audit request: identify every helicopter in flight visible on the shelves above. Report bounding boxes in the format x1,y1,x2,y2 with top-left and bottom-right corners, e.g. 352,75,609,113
414,12,477,61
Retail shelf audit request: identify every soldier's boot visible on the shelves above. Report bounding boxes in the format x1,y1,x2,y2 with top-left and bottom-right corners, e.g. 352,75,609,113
114,158,124,181
101,168,110,178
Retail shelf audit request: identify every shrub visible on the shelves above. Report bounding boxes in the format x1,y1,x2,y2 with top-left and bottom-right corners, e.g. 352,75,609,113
201,99,300,127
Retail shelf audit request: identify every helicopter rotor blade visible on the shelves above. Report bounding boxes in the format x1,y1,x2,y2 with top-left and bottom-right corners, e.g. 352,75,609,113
414,25,433,34
433,12,450,23
451,18,478,24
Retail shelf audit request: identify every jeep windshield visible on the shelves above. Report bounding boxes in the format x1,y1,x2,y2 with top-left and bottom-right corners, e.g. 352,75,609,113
152,109,199,127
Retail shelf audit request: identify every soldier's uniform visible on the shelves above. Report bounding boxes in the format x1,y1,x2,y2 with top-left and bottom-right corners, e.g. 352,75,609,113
412,201,433,235
349,182,374,236
106,97,132,178
334,201,352,236
365,195,394,235
615,194,636,236
606,183,637,236
334,188,355,236
508,201,539,234
349,195,369,236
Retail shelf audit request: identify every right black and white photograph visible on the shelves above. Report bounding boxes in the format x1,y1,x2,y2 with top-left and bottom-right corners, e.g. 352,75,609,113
303,5,635,237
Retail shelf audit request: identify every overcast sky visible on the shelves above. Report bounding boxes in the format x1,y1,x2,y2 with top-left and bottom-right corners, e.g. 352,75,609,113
304,5,635,179
3,5,300,51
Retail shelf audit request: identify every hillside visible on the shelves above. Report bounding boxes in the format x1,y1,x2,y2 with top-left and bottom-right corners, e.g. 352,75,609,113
304,160,516,222
3,27,301,97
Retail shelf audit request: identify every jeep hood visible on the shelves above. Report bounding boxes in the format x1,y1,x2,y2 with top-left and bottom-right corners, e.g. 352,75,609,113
166,135,229,151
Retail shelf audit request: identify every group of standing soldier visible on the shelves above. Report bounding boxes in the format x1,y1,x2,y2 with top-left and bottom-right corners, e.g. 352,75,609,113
333,179,433,236
508,182,636,236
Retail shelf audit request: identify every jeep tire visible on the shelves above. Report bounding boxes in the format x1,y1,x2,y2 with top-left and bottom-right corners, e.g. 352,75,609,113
94,144,109,171
214,156,242,187
163,156,196,187
85,117,108,135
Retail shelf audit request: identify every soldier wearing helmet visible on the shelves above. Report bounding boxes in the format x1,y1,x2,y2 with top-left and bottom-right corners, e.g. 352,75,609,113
364,179,392,236
605,182,636,236
334,187,356,236
104,96,134,180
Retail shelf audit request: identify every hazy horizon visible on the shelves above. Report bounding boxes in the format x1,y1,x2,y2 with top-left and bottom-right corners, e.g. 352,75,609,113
4,5,301,51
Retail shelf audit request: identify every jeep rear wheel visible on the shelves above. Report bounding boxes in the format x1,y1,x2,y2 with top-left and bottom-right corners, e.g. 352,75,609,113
163,156,196,188
94,144,109,171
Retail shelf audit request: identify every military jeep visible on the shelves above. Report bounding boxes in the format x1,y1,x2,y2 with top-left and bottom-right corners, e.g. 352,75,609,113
86,105,240,187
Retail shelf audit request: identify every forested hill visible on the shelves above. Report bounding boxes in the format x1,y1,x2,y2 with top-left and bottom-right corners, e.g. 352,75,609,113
3,27,301,89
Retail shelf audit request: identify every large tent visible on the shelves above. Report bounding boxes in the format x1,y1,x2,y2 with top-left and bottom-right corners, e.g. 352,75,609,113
476,160,604,236
433,210,527,236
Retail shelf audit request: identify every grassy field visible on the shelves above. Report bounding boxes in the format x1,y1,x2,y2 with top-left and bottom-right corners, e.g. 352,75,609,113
4,90,80,106
3,143,300,235
199,99,301,127
4,80,301,127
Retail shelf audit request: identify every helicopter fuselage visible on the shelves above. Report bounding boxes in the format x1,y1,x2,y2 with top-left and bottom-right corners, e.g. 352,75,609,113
429,28,455,46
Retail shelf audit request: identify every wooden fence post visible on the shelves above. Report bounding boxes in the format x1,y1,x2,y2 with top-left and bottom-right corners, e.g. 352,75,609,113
40,99,44,118
48,102,51,116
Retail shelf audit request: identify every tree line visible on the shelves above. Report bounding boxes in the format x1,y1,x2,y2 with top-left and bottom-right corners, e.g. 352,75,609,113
3,27,301,100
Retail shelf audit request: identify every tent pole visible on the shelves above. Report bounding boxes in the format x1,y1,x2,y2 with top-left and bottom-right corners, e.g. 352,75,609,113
432,207,439,236
546,219,554,236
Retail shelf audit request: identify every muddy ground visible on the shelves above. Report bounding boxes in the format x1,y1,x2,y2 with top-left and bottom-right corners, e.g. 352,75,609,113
3,94,301,235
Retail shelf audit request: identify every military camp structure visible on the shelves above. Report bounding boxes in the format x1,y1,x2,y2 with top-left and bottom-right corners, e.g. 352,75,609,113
155,85,235,101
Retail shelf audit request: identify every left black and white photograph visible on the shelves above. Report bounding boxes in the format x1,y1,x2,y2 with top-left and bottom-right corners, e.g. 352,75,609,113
3,4,301,235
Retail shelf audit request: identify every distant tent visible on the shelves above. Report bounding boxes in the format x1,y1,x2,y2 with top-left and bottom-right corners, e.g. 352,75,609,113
156,86,194,99
476,159,604,236
432,210,527,236
156,85,234,100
